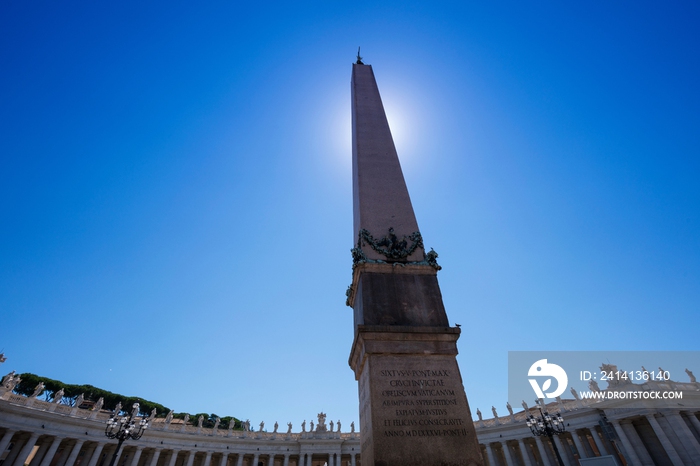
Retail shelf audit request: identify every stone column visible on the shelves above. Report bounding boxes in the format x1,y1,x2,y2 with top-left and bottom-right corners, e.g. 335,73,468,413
588,428,607,456
0,430,18,456
220,453,229,466
85,443,106,466
61,440,86,466
4,434,29,466
484,444,496,466
667,411,700,460
28,436,52,466
251,453,259,466
4,435,29,466
166,450,180,466
38,438,64,466
130,447,144,466
533,437,552,466
327,453,334,466
501,442,514,466
552,436,572,466
569,430,588,460
611,420,643,466
235,454,244,466
184,451,196,466
305,454,312,466
12,431,41,466
686,411,700,437
645,414,684,466
350,454,356,466
148,450,161,466
282,454,289,466
517,439,533,466
266,454,274,466
105,444,124,466
203,452,212,466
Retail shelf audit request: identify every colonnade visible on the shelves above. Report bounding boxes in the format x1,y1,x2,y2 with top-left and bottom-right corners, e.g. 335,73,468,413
0,430,361,466
478,408,700,466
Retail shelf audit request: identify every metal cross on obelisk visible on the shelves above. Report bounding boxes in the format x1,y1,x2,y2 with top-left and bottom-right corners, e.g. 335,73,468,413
347,59,484,466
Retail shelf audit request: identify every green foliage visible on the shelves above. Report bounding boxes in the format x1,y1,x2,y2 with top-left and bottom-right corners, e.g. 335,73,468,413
184,413,242,430
13,373,240,427
220,416,241,430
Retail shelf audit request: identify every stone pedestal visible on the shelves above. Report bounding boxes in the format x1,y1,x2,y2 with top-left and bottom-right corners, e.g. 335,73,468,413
349,325,483,466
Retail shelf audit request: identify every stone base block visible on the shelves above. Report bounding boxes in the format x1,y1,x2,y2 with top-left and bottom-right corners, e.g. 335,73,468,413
349,326,484,466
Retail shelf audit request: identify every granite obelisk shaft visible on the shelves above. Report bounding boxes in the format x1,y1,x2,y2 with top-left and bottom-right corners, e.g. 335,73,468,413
351,64,423,263
348,62,483,466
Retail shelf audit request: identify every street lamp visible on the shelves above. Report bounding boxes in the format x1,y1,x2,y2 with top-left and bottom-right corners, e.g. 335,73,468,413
526,403,566,466
105,403,149,466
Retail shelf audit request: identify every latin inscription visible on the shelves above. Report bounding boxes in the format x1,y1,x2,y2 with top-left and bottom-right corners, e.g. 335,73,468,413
384,428,469,437
377,367,469,438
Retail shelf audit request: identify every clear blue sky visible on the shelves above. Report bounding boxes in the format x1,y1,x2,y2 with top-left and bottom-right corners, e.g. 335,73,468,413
1,1,699,427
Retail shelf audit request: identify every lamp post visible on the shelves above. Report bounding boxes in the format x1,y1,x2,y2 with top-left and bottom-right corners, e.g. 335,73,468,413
105,403,149,466
526,402,566,466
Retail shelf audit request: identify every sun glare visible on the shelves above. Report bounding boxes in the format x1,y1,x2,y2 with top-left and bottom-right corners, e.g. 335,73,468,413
317,76,430,179
381,85,424,172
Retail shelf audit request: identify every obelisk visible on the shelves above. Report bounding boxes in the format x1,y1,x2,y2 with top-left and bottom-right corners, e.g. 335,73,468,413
347,59,484,466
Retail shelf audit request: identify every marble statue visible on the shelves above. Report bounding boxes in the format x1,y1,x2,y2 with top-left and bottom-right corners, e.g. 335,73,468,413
198,415,204,428
93,397,104,411
259,421,264,432
521,400,529,412
570,387,580,400
149,408,157,421
1,371,15,388
476,408,482,421
244,420,250,431
213,417,220,430
74,393,84,408
310,420,314,431
52,388,64,404
179,414,189,433
10,375,20,391
31,382,45,398
287,422,292,433
329,420,334,432
2,372,19,391
506,402,513,415
317,412,326,431
131,403,140,418
686,368,696,383
165,410,173,424
337,420,341,432
555,396,564,408
491,406,498,418
601,363,628,386
589,380,600,392
301,420,306,432
350,422,355,433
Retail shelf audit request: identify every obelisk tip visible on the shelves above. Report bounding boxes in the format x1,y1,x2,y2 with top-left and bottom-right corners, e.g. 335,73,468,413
356,47,364,65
